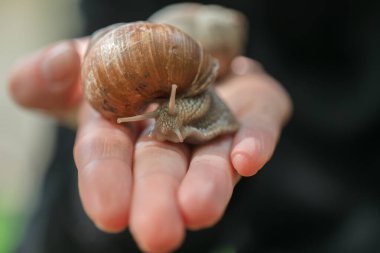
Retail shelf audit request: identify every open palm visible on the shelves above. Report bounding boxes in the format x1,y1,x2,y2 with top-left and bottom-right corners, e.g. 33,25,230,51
9,39,292,253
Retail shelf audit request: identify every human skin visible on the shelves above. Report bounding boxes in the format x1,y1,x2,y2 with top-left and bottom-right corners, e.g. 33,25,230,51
8,39,292,253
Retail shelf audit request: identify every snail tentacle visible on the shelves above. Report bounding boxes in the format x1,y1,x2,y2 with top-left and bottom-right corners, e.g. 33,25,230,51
117,111,158,123
168,84,177,115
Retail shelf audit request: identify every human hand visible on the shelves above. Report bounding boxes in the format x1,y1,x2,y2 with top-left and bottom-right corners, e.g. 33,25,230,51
8,39,292,253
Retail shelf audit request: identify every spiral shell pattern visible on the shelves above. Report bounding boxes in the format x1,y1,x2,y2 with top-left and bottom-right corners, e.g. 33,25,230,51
82,22,219,120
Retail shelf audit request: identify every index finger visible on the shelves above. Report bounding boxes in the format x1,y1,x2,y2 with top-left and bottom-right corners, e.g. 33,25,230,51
73,103,136,232
8,39,88,126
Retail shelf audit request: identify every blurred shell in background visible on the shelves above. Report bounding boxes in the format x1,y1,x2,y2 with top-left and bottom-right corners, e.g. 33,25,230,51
149,3,249,78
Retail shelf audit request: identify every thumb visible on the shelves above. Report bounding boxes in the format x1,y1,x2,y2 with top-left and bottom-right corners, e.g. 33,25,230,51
8,38,88,126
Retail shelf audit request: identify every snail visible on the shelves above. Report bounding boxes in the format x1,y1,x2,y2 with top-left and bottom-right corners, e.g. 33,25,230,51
148,3,248,78
81,22,239,144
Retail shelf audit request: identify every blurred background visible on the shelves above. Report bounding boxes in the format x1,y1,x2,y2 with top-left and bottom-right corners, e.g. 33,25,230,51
0,0,82,252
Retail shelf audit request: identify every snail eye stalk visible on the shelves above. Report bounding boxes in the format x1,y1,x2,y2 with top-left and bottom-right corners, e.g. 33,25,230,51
168,84,177,115
117,111,157,124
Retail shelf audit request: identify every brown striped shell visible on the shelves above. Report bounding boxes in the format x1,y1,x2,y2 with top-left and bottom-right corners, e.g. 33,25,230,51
81,21,219,121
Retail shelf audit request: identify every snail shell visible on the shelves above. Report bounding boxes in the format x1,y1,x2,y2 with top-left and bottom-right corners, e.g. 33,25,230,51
82,21,239,143
82,22,218,120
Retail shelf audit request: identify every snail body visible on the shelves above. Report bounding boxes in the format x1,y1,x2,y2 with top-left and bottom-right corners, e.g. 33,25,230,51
82,22,239,144
145,87,239,144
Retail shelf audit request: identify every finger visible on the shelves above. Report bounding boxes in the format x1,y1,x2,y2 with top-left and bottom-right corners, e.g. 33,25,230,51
129,135,190,253
218,62,292,176
230,56,265,76
178,137,239,230
73,103,136,232
216,56,265,85
8,39,88,124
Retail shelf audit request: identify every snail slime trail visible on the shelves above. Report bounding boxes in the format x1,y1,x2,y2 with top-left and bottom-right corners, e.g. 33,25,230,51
81,22,239,144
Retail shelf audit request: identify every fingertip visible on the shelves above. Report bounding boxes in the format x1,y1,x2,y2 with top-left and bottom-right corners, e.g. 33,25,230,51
78,160,131,233
93,215,128,234
231,126,277,177
40,41,81,93
129,176,186,253
178,181,225,230
232,151,262,177
130,209,185,253
8,40,82,110
231,56,265,76
129,137,188,253
8,51,40,106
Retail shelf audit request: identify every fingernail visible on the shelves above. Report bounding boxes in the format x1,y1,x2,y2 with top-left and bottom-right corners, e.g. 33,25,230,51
232,152,260,177
232,153,246,169
232,137,262,176
41,42,76,92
